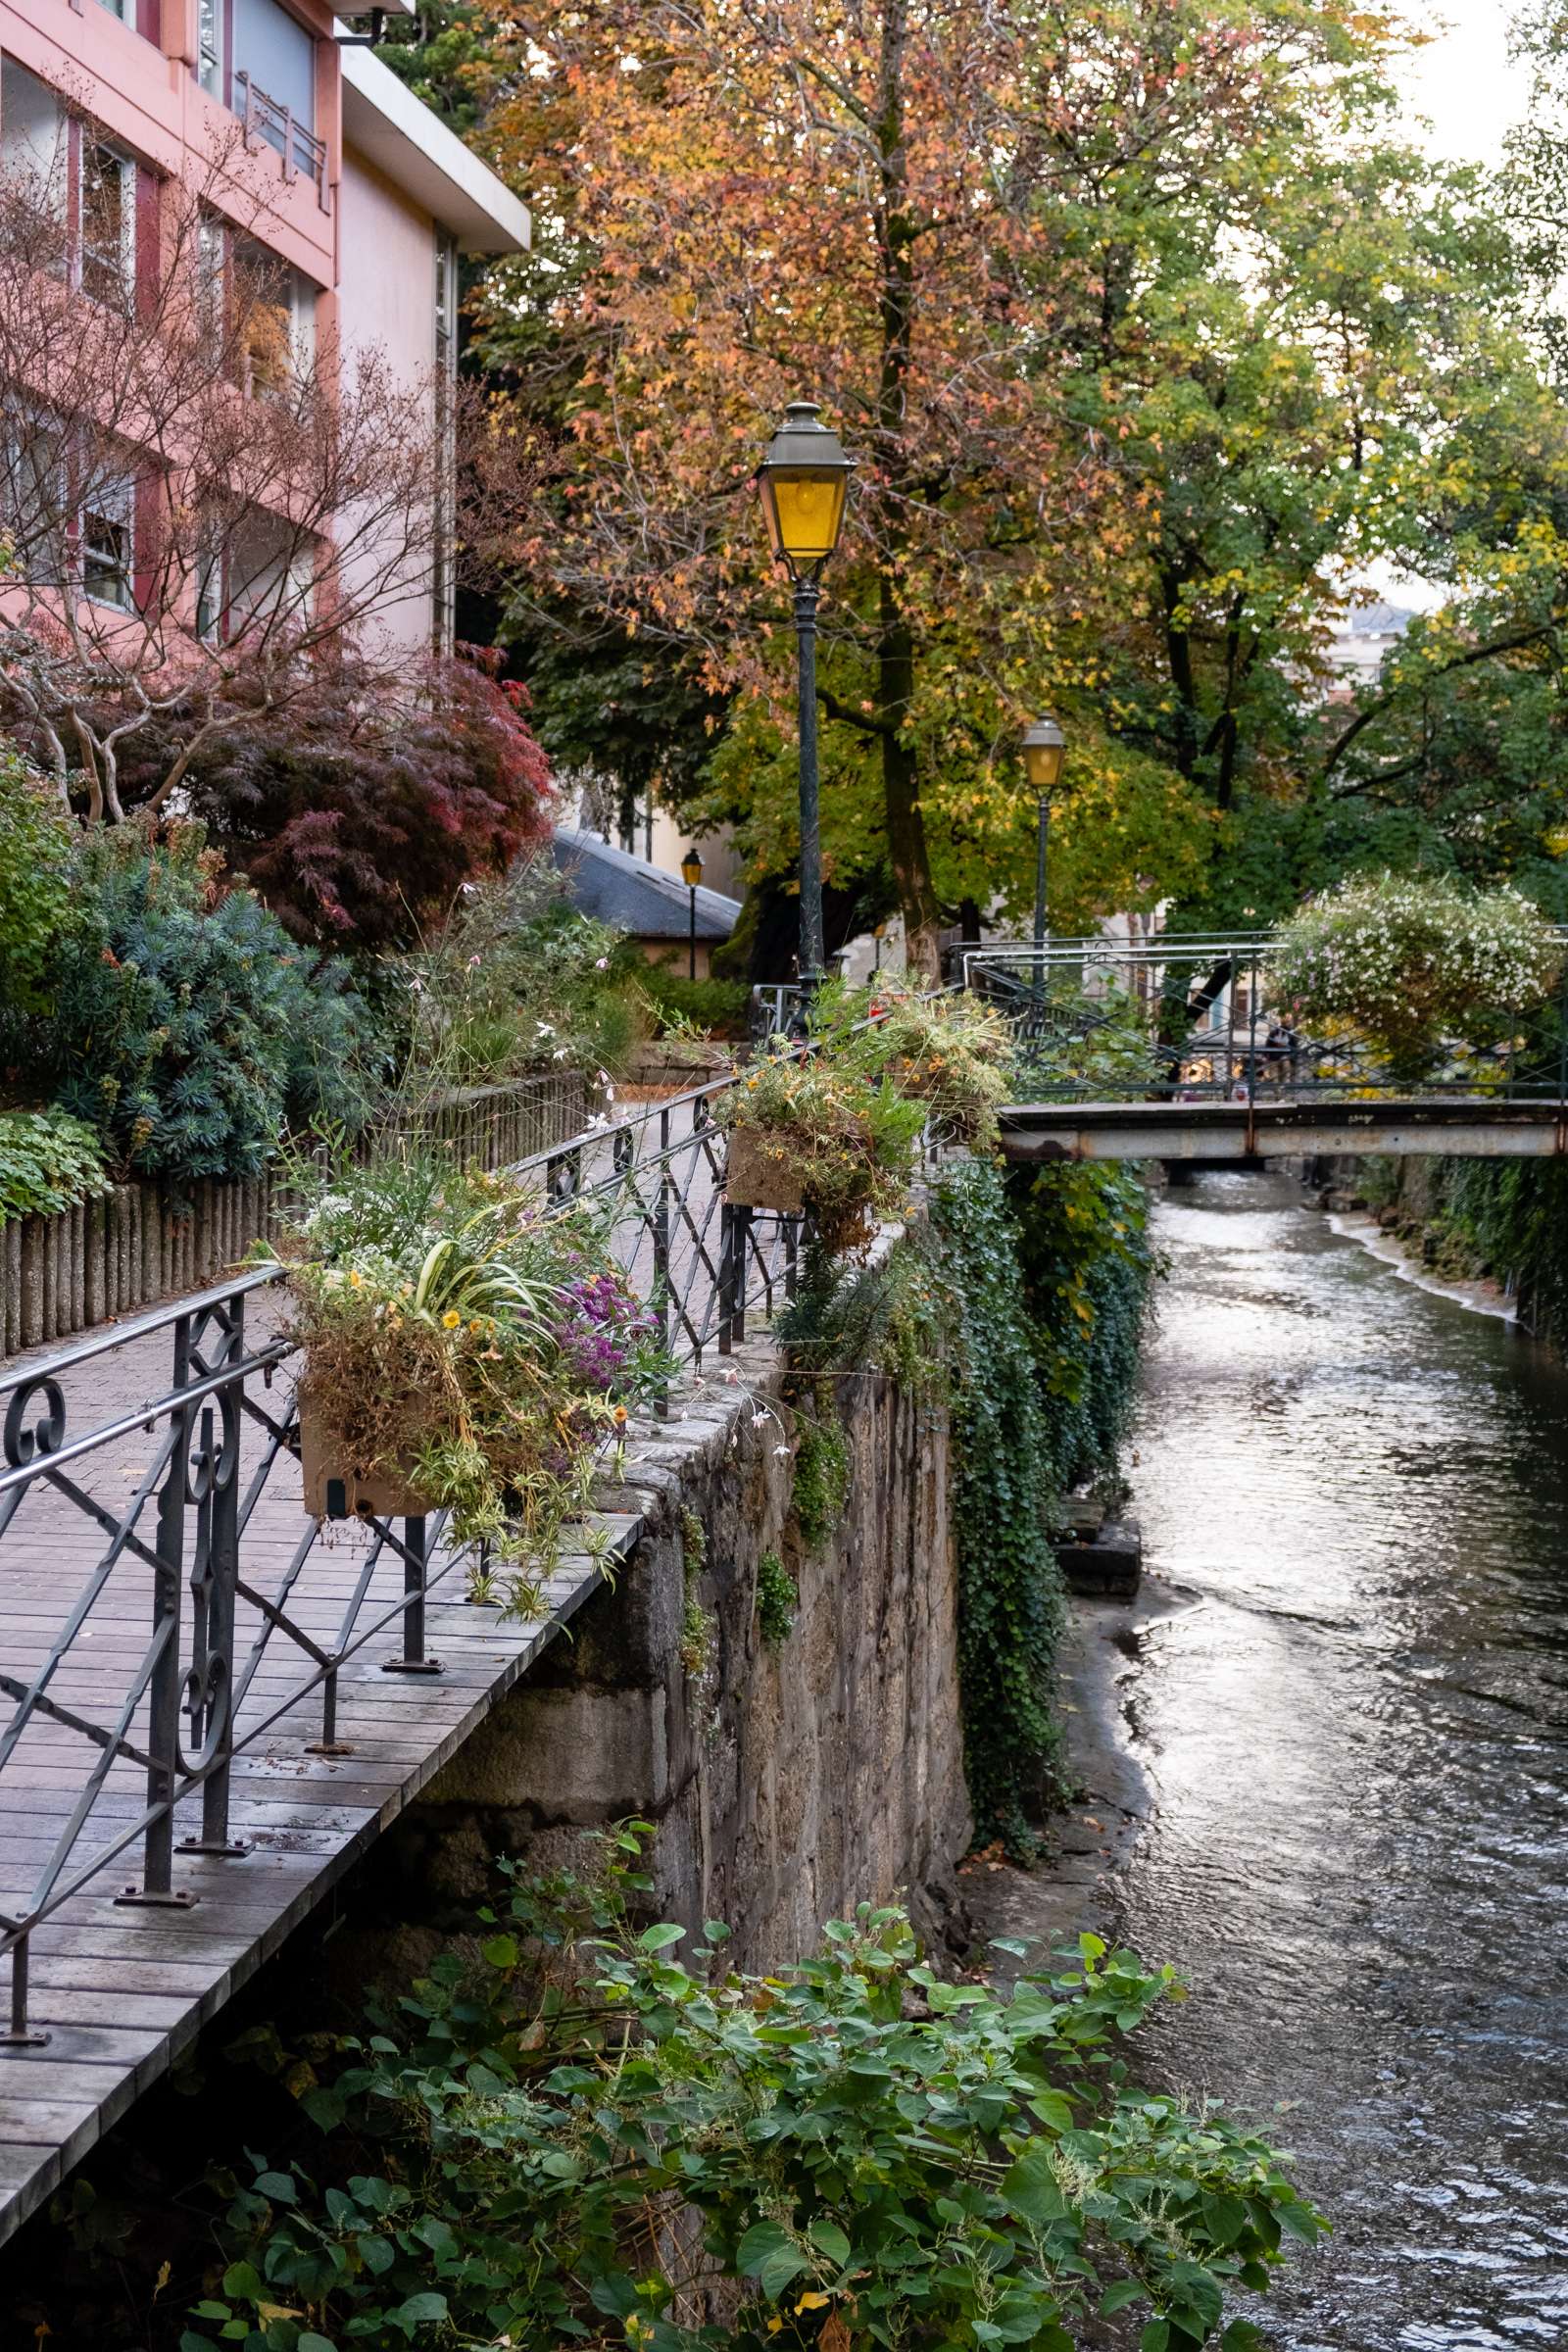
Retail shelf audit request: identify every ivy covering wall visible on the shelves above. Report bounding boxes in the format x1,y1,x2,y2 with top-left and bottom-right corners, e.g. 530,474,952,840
931,1158,1155,1855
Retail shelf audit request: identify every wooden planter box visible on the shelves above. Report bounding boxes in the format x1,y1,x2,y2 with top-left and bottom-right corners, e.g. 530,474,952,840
297,1393,433,1523
723,1126,807,1215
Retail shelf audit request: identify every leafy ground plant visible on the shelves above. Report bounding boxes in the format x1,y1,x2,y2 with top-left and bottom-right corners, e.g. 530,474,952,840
0,1109,110,1221
183,1835,1323,2352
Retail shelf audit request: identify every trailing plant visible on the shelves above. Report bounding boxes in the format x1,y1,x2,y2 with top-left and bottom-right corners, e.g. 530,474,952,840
183,1835,1323,2352
756,1545,798,1644
276,1150,671,1599
679,1508,716,1680
791,1410,850,1549
0,1109,110,1222
810,977,1015,1148
933,1162,1069,1854
721,1045,924,1254
1267,872,1564,1077
1007,1162,1157,1499
775,1234,956,1407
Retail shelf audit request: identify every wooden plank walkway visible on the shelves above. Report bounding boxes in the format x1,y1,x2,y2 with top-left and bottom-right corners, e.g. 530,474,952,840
0,1294,644,2249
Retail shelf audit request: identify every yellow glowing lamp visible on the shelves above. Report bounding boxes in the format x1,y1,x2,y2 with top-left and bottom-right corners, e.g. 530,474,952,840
1022,713,1067,795
756,401,856,578
680,846,705,890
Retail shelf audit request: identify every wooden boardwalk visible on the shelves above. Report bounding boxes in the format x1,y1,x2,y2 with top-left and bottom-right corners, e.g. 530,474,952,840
0,1294,643,2249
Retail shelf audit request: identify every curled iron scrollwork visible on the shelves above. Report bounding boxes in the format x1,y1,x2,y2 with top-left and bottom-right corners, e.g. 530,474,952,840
3,1377,67,1472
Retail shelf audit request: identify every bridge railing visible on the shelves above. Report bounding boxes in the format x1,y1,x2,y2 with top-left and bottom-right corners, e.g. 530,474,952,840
963,937,1568,1108
0,1071,800,2047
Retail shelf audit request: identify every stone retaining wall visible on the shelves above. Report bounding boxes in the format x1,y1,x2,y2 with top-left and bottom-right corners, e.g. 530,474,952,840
345,1313,971,1976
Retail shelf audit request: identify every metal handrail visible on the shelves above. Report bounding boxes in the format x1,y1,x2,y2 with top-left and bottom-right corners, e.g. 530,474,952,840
0,1066,796,2045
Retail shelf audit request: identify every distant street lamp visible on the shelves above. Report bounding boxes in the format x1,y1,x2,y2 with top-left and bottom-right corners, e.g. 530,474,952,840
680,845,704,980
756,400,857,1026
1022,713,1067,983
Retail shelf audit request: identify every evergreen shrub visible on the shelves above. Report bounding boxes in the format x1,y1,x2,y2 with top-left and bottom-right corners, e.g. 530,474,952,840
40,825,376,1192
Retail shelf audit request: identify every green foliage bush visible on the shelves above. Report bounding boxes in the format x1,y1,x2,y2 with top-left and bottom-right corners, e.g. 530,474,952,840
0,751,74,1017
184,1835,1321,2352
756,1545,798,1644
0,1110,109,1222
638,966,752,1038
791,1409,850,1548
37,826,376,1193
1267,872,1563,1072
1008,1161,1156,1498
399,859,644,1086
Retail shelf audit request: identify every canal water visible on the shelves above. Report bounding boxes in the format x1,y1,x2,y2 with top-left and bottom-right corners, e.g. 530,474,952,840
1118,1169,1568,2351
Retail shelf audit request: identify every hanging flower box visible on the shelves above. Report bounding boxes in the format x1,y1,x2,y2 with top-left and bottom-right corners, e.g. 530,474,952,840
723,1126,807,1214
296,1390,433,1523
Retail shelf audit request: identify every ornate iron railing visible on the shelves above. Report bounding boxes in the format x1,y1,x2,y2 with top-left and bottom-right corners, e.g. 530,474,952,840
965,936,1568,1110
0,1075,795,2046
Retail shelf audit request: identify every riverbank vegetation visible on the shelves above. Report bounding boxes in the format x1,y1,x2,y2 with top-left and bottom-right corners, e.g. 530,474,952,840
176,1831,1319,2352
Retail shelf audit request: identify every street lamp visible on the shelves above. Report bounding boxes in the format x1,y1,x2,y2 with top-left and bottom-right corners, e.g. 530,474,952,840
1022,713,1066,979
680,845,704,981
756,400,857,1023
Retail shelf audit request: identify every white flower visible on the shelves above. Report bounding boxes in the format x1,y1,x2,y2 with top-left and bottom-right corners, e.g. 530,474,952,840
553,1047,570,1061
536,1022,556,1038
595,956,610,970
772,1443,791,1459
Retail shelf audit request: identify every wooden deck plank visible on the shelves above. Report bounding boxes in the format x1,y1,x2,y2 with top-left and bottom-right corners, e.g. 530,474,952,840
0,1291,638,2248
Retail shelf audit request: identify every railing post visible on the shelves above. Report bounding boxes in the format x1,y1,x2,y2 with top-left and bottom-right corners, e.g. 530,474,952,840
1,1932,47,2047
179,1385,248,1857
653,1107,673,1415
382,1516,443,1675
717,1201,740,1357
118,1316,196,1909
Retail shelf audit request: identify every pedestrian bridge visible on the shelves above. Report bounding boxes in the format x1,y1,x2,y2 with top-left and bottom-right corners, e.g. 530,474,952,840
966,935,1568,1165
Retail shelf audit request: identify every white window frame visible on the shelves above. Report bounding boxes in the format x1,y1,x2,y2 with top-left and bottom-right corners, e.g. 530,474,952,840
79,138,136,308
80,472,136,611
431,228,458,656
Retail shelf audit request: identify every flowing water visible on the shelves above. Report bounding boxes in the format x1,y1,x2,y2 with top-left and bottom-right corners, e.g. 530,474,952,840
1117,1169,1568,2351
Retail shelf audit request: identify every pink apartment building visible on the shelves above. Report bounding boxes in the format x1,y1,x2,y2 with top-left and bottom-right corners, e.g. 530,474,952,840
0,0,528,664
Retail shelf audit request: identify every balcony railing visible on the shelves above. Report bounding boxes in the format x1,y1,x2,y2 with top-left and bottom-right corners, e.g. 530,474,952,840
234,73,329,212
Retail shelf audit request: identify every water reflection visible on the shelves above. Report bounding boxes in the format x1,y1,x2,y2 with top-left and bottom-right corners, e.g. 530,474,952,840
1121,1170,1568,2351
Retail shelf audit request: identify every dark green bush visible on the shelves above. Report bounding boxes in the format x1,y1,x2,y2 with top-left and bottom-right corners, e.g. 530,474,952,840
0,751,74,1018
0,1109,109,1221
182,1837,1322,2352
37,825,376,1193
638,965,752,1038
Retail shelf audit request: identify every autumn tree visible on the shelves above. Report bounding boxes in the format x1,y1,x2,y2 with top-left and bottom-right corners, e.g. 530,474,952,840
429,0,1533,966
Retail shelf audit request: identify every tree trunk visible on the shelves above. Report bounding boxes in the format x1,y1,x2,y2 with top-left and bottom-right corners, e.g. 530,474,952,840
872,0,941,983
880,585,942,982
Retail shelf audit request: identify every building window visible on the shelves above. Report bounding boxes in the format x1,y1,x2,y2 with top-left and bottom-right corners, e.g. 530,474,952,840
432,229,458,656
81,476,135,609
231,234,315,398
80,142,135,306
0,60,67,226
199,0,226,99
1,414,66,584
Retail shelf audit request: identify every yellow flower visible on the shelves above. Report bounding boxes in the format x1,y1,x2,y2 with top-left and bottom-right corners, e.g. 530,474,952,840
348,1269,364,1290
612,1403,628,1425
468,1318,483,1333
442,1309,462,1329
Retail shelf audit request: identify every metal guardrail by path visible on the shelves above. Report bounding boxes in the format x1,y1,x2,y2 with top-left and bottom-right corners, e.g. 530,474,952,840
0,1074,796,2047
964,935,1568,1115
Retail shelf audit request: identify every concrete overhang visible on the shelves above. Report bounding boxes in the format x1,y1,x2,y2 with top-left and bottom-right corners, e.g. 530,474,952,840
339,45,531,255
